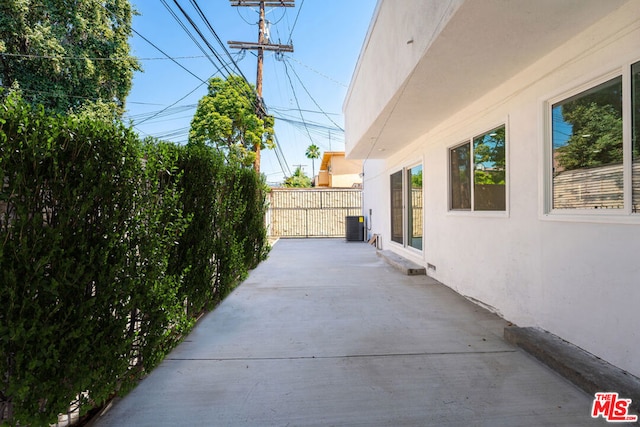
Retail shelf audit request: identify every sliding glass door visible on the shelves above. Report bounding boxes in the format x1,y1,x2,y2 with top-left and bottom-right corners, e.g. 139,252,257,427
390,164,423,250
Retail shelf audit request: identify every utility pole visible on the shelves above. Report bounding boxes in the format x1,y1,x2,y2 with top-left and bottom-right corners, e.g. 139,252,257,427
228,0,294,173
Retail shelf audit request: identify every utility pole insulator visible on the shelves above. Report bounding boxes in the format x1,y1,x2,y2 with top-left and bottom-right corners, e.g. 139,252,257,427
228,0,295,173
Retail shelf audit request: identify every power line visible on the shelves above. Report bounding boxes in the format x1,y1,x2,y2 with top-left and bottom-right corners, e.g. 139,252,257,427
160,0,217,70
0,85,102,102
283,57,343,131
187,0,268,116
272,114,343,134
0,52,211,62
281,58,315,146
236,6,256,25
287,0,304,44
164,0,271,121
132,29,206,83
152,127,191,142
189,0,251,83
272,133,292,177
133,2,263,132
270,106,341,116
268,8,288,26
168,0,234,77
227,0,294,172
130,0,293,179
161,0,259,120
134,77,209,126
286,56,346,88
125,104,197,123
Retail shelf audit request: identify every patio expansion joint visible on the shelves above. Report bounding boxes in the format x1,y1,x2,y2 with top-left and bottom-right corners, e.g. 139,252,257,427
166,349,517,362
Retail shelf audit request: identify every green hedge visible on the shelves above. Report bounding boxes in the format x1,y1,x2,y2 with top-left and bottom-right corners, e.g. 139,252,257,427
0,94,270,426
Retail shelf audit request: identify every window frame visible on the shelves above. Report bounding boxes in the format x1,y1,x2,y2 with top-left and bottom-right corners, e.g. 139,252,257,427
544,61,639,220
407,164,423,251
447,124,509,214
449,141,472,211
389,162,423,252
390,169,404,245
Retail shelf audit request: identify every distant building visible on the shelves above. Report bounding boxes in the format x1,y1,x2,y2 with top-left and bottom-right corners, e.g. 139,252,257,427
315,151,362,188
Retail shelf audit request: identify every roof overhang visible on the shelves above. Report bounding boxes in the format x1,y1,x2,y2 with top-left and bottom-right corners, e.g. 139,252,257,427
319,151,345,171
345,0,630,159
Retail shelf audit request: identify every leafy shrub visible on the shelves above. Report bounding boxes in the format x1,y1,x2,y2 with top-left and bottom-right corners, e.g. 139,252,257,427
170,144,270,315
0,94,270,426
0,93,144,425
169,143,222,317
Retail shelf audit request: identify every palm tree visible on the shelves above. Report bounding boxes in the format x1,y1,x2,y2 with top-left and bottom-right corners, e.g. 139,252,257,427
305,144,320,183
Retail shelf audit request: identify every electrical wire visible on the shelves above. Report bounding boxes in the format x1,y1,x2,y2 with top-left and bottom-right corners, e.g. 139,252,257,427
140,0,264,131
0,85,101,102
236,6,256,25
283,57,343,131
188,0,251,82
132,29,206,83
168,0,233,77
160,0,219,71
287,0,304,44
270,106,341,116
125,104,197,123
272,114,343,134
134,77,209,126
0,52,210,62
272,133,292,177
130,0,298,179
169,0,271,119
286,56,346,88
281,58,315,146
267,8,287,26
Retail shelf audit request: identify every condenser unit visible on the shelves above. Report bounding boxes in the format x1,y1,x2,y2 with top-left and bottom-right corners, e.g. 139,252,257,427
345,216,364,242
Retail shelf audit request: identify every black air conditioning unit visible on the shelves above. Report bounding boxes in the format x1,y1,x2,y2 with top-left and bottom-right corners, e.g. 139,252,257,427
345,216,364,242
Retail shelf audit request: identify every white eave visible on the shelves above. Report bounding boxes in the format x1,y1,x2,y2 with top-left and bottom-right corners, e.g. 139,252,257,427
344,0,631,159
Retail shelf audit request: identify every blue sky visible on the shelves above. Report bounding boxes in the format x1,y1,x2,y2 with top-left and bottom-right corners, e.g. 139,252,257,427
126,0,377,184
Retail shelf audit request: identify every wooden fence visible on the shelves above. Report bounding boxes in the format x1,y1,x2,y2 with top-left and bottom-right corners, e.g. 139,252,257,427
267,188,362,238
553,162,640,211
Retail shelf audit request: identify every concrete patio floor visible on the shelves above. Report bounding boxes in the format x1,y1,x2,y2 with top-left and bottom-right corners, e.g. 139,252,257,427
92,239,608,426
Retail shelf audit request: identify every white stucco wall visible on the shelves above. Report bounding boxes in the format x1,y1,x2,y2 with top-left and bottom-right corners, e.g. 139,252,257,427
355,2,640,377
344,0,464,154
331,174,361,188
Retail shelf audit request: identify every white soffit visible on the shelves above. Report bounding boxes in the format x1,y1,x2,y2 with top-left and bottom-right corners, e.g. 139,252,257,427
351,0,630,159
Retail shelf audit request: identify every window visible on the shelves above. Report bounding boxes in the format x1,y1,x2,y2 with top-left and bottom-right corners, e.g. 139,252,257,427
390,170,403,244
552,77,623,209
389,164,423,250
449,126,507,211
550,61,639,214
450,143,471,210
407,165,423,250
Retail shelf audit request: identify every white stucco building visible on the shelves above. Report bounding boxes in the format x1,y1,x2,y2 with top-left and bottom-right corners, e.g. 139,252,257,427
344,0,640,378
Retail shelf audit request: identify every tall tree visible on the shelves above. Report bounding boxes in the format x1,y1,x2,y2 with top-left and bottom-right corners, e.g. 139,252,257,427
189,75,275,168
473,126,506,185
555,78,623,171
305,143,320,182
556,103,623,170
0,0,140,116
